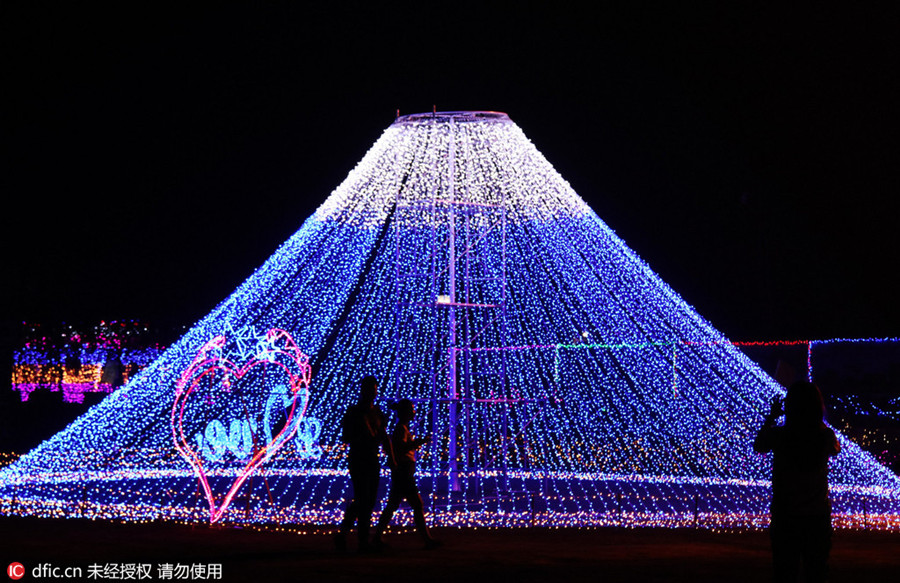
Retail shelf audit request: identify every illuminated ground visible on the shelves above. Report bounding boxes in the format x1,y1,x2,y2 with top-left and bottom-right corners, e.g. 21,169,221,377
2,516,898,582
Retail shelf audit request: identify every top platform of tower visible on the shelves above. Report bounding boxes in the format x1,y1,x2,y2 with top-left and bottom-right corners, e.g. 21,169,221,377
392,111,510,125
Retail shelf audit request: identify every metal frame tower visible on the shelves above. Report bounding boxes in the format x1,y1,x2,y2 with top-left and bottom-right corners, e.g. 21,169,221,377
393,111,510,493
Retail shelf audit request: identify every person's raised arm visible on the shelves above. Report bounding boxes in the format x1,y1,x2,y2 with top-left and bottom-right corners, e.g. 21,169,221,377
753,397,783,453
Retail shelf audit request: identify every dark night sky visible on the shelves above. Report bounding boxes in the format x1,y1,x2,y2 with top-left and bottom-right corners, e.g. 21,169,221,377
4,4,900,343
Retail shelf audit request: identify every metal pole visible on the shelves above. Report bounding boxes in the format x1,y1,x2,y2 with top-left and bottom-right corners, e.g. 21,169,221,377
463,181,472,485
447,118,460,491
429,124,439,488
501,169,509,492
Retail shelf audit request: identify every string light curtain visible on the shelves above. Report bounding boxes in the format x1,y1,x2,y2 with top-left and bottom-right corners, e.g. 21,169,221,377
2,112,898,529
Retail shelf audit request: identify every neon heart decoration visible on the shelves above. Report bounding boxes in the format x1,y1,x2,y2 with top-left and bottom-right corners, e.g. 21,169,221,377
171,328,311,523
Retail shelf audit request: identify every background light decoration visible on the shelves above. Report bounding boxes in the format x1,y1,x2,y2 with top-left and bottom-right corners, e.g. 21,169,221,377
1,111,899,529
11,321,165,403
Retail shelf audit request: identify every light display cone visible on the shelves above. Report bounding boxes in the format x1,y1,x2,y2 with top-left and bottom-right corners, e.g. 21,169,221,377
2,111,898,528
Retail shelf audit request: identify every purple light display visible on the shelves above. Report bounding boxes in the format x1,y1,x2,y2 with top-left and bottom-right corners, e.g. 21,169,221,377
1,111,898,529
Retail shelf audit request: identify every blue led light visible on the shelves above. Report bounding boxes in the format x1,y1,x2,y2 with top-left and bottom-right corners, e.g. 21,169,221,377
1,112,898,530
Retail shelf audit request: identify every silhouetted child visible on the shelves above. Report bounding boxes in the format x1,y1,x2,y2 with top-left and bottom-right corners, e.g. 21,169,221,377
754,381,840,582
373,398,440,549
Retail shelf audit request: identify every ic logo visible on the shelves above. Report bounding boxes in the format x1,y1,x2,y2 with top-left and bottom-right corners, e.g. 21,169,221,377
7,563,24,580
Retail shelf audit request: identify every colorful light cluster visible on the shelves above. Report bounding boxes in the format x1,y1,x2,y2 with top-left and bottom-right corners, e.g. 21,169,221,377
11,321,165,403
1,111,898,530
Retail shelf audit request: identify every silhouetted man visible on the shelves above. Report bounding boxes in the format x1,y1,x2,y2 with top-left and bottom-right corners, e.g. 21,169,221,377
335,375,394,552
754,381,840,582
